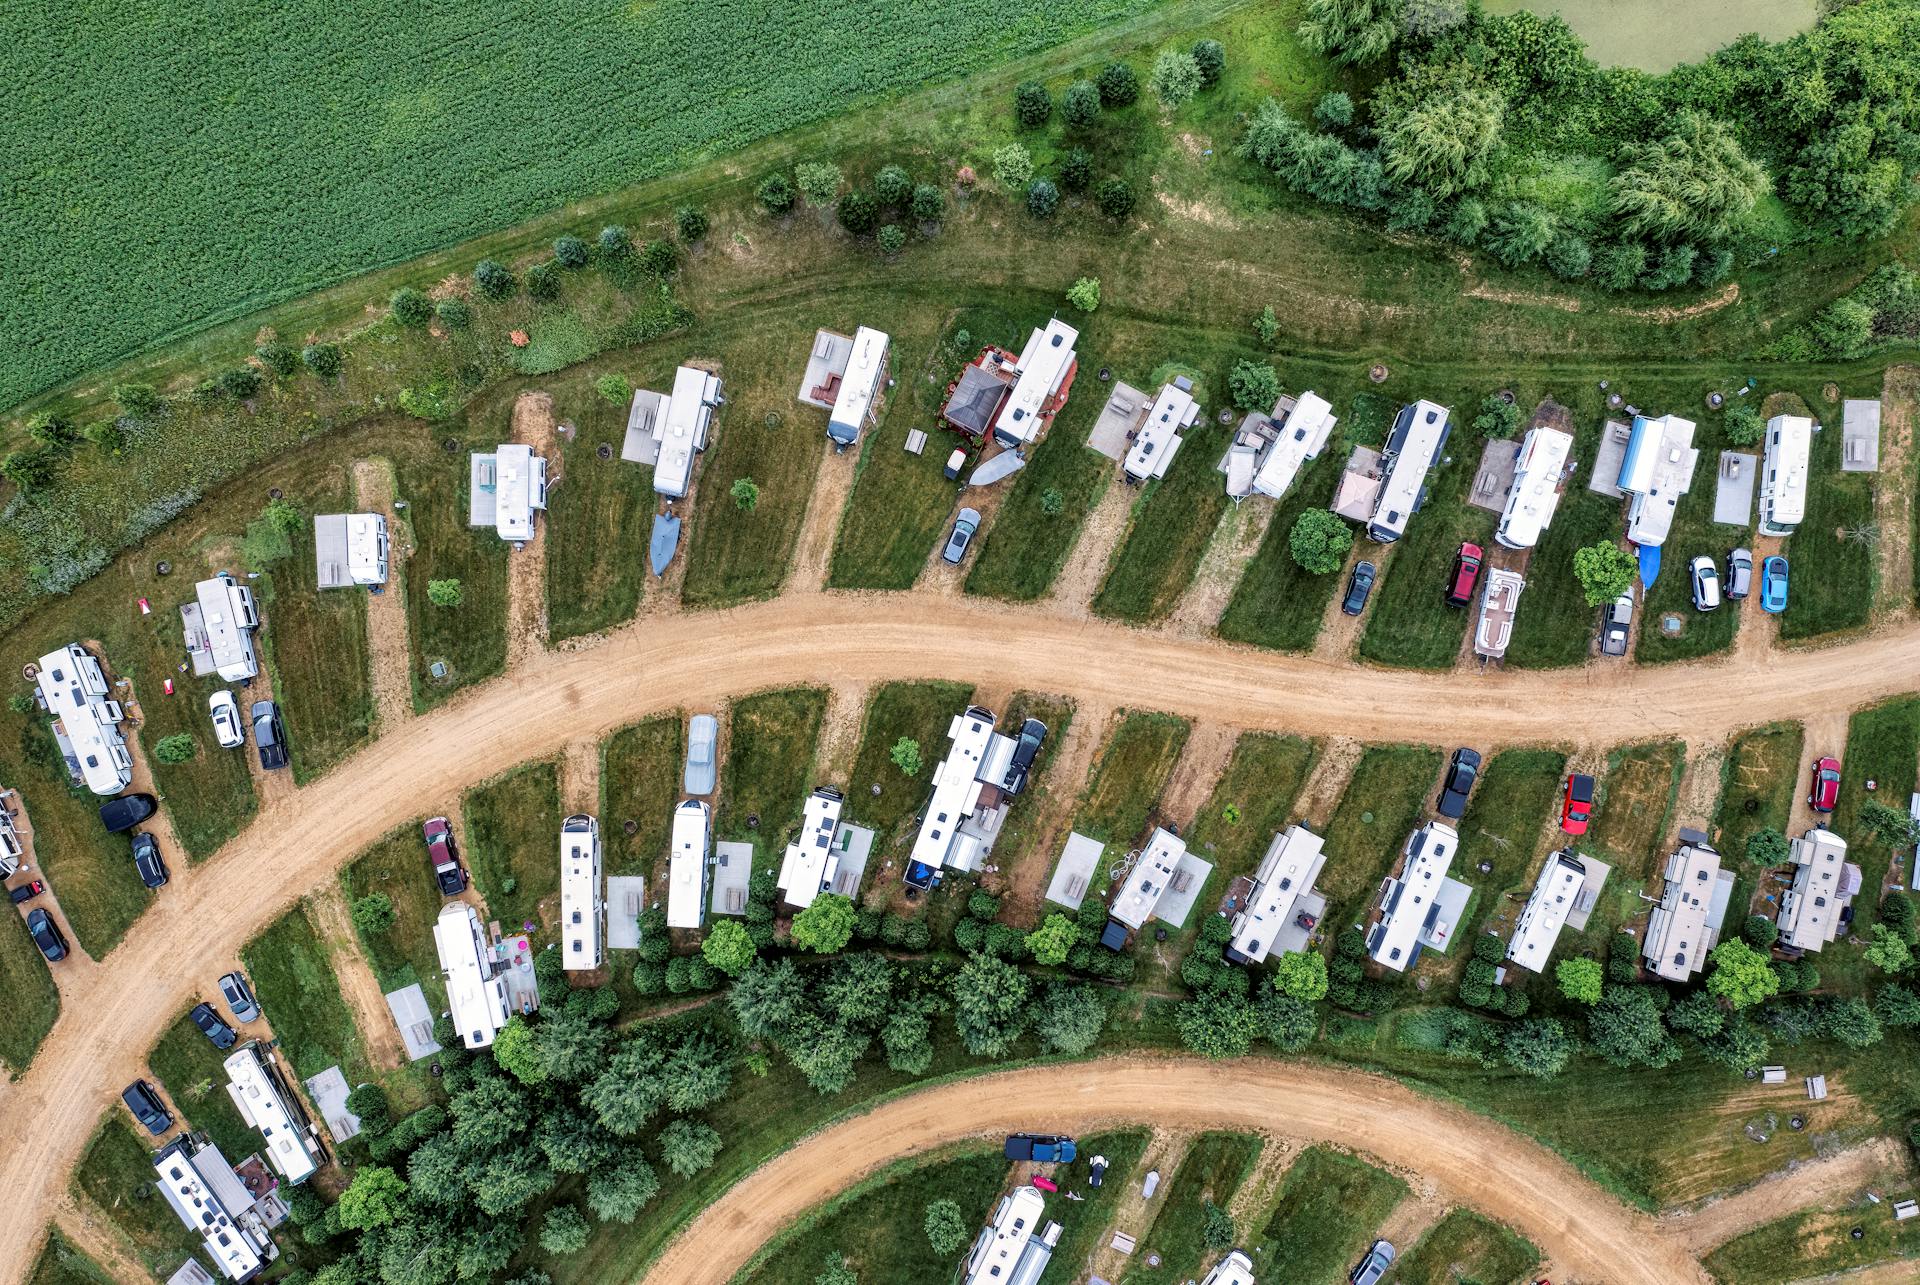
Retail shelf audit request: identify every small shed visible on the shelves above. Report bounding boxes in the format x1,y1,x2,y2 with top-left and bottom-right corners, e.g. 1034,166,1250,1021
1806,1074,1828,1100
1894,1199,1917,1220
1761,1065,1787,1085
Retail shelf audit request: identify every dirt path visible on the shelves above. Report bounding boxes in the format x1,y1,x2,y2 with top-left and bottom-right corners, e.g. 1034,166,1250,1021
1661,1138,1903,1256
561,737,600,816
113,676,196,877
1293,737,1364,828
1169,499,1274,636
1312,543,1383,663
352,459,415,729
787,446,858,594
1875,366,1916,616
504,391,556,663
995,701,1110,923
642,1058,1713,1285
813,679,867,786
303,889,406,1072
1223,1132,1297,1229
1158,723,1239,828
1085,1128,1187,1284
1048,478,1130,617
1789,711,1848,839
1667,739,1729,848
53,1193,147,1285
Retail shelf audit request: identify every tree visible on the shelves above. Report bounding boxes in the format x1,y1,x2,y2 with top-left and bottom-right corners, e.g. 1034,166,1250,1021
951,953,1032,1058
301,343,342,378
526,261,561,301
474,259,516,300
1027,914,1078,967
1192,38,1225,87
1033,982,1108,1054
1095,178,1136,221
152,733,196,765
882,736,923,779
822,952,894,1028
991,144,1032,190
1026,179,1060,219
1706,939,1779,1010
1486,202,1556,268
815,1254,859,1285
1667,990,1725,1040
874,165,912,207
1746,826,1789,867
1227,360,1281,412
554,234,590,268
1202,1201,1236,1252
675,206,709,242
390,287,433,327
535,1008,610,1082
1723,405,1764,448
1588,987,1681,1069
351,892,396,935
1015,80,1052,129
595,374,633,406
877,225,906,254
1066,277,1101,313
1177,992,1259,1058
1253,305,1280,346
1287,509,1355,575
1866,923,1913,974
436,297,472,330
1860,799,1920,848
1812,296,1876,359
758,174,796,214
427,578,463,607
1612,114,1768,245
638,906,671,964
1150,50,1203,107
1472,393,1521,439
793,894,857,954
1820,996,1883,1049
730,477,760,511
1376,80,1505,200
587,1148,660,1223
1545,232,1593,281
1060,147,1091,191
1298,0,1404,66
336,1166,408,1231
1273,951,1329,1001
795,162,843,206
1313,92,1355,131
1096,62,1140,108
255,342,299,377
1555,957,1603,1005
1743,914,1779,949
702,920,756,975
884,1007,935,1075
1062,80,1101,127
837,192,879,236
910,183,945,222
540,1204,590,1255
219,367,262,400
1258,991,1317,1051
1504,1018,1573,1078
925,1199,969,1255
1,448,55,492
493,1015,547,1083
1573,542,1635,607
731,959,809,1042
657,1118,723,1177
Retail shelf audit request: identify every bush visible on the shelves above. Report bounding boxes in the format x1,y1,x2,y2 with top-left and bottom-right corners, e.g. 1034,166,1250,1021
1015,80,1052,129
1151,50,1203,107
1744,914,1779,949
1059,148,1092,193
595,374,633,407
525,260,561,302
1314,92,1355,130
877,224,906,254
968,890,1001,921
253,344,297,378
597,224,634,260
874,165,913,208
1545,233,1592,280
390,287,433,327
1192,38,1225,87
991,144,1032,190
795,161,843,206
1097,62,1139,107
925,1199,969,1255
1062,80,1101,127
1472,393,1522,438
1228,360,1281,412
674,206,709,242
219,367,262,400
1288,509,1354,574
1095,178,1136,221
838,191,880,236
757,174,796,214
554,234,590,268
953,916,987,953
352,893,396,935
301,343,342,378
639,239,679,276
1026,179,1060,219
1746,826,1789,866
1594,242,1650,291
153,733,196,764
890,737,923,777
427,578,463,608
436,298,472,330
473,258,516,300
910,183,944,222
1066,277,1100,313
1723,405,1764,448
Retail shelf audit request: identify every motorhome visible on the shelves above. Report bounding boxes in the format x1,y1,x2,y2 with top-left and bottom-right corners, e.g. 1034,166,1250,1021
34,643,132,795
1757,414,1811,537
1495,427,1572,550
1367,400,1451,542
560,814,604,971
776,787,846,909
668,799,712,929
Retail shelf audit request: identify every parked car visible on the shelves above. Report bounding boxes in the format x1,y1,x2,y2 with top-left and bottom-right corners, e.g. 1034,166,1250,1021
1002,718,1048,795
1689,555,1722,611
684,714,718,796
1088,1155,1109,1188
1003,1133,1076,1164
941,508,981,564
1351,1240,1397,1285
1808,756,1842,814
1599,593,1633,657
1761,555,1789,613
191,1001,238,1050
1342,560,1377,616
208,689,244,749
423,816,465,896
1725,547,1753,600
121,1080,172,1136
8,880,44,905
99,793,156,834
943,448,967,481
26,908,67,962
131,832,169,889
251,699,288,770
1561,773,1596,835
220,970,261,1023
1437,748,1482,819
1445,542,1483,607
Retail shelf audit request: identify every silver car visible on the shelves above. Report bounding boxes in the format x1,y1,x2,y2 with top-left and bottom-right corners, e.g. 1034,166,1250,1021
1725,547,1753,600
1599,593,1633,656
942,508,981,564
219,971,261,1024
1350,1240,1396,1285
684,714,718,795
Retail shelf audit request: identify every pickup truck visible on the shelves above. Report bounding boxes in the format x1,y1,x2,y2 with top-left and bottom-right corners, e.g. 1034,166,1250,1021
423,816,465,896
1003,1133,1076,1164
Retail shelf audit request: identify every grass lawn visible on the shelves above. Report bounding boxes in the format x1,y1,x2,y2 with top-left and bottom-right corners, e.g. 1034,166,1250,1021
1126,1131,1262,1284
1583,740,1684,881
463,759,564,931
339,822,447,1001
1387,1208,1541,1285
1780,397,1876,641
601,716,685,875
1074,711,1192,845
1357,433,1490,669
544,368,656,638
717,687,828,858
1253,1145,1407,1285
1319,746,1445,926
396,437,509,712
1093,423,1233,623
984,693,1079,914
1216,454,1345,651
28,1230,112,1285
1633,502,1744,664
1830,696,1920,935
844,681,975,854
1047,1129,1152,1276
0,909,59,1073
1712,722,1804,863
71,1117,200,1278
240,902,375,1082
1503,468,1620,669
1703,1201,1920,1285
737,1145,1008,1285
147,1007,263,1163
1185,734,1320,874
1454,749,1568,895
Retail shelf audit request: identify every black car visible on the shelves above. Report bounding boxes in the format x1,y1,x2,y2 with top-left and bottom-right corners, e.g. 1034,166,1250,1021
251,700,289,771
191,1001,238,1050
121,1079,173,1135
131,832,169,889
1437,747,1482,819
1001,718,1049,796
1342,560,1377,616
99,793,157,834
26,909,68,962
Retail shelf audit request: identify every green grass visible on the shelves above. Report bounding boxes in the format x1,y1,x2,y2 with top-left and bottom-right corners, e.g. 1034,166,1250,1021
1319,746,1445,926
964,383,1115,602
1387,1209,1541,1285
340,821,447,1000
1703,1201,1920,1285
1503,423,1624,669
1777,381,1879,641
844,681,975,853
1094,424,1233,623
1830,696,1920,934
717,688,829,857
0,906,59,1073
1185,734,1320,874
545,372,657,639
463,759,564,930
1074,711,1192,845
1454,748,1568,895
28,1229,114,1285
1045,1129,1152,1277
1357,424,1491,669
397,442,509,712
71,1117,199,1278
239,902,374,1081
601,716,686,875
1584,740,1684,881
1253,1146,1407,1285
1633,446,1745,665
1216,453,1345,650
1712,722,1805,863
147,1006,263,1162
1125,1131,1262,1284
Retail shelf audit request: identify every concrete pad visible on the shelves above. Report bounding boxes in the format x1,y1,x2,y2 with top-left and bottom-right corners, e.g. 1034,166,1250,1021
1468,438,1521,513
383,984,442,1062
498,934,540,1014
1843,399,1881,473
621,390,666,464
1588,420,1630,497
711,842,754,916
1713,452,1757,527
607,876,650,947
1046,832,1104,910
1088,382,1148,461
304,1065,360,1143
1565,853,1612,932
830,824,875,897
1153,853,1215,930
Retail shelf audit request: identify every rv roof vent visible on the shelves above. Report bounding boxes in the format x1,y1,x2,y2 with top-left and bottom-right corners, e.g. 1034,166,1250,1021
1050,334,1063,347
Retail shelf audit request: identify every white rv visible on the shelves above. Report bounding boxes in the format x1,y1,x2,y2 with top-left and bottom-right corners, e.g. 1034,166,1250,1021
1367,400,1451,542
560,814,604,971
469,443,548,542
1506,850,1586,973
904,705,1017,889
668,799,711,929
1252,391,1337,500
828,327,890,448
183,573,262,682
434,901,511,1048
994,319,1079,448
1495,427,1572,550
153,1136,278,1281
1122,382,1200,483
653,366,725,499
1777,827,1859,953
1642,835,1733,983
1366,822,1470,971
776,787,846,909
313,513,389,588
1108,827,1186,931
222,1043,322,1184
1226,825,1327,965
1617,413,1698,547
961,1186,1061,1285
1758,414,1811,537
34,643,132,796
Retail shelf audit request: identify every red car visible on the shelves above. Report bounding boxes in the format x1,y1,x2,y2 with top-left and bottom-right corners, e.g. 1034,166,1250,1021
1808,757,1841,813
1446,542,1483,607
1561,774,1596,835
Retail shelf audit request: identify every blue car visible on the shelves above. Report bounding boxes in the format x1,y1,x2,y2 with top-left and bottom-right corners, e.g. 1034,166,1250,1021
1760,556,1789,613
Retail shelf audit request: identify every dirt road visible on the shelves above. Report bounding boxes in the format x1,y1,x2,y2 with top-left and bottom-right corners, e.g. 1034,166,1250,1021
6,591,1920,1277
1661,1138,1905,1256
641,1058,1711,1285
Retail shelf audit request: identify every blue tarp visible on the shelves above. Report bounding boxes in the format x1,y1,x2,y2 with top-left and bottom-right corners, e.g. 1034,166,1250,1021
1638,542,1661,588
649,513,681,577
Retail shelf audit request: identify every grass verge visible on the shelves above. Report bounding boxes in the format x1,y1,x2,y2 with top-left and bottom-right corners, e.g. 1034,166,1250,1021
1252,1145,1407,1285
1216,454,1344,651
0,907,59,1073
544,369,656,638
339,821,447,1002
717,687,829,858
602,715,686,875
463,759,564,931
1830,696,1920,935
845,681,976,854
240,902,376,1082
147,1007,262,1163
1454,748,1568,895
71,1117,199,1278
1703,1200,1920,1285
1389,1208,1541,1285
397,438,509,713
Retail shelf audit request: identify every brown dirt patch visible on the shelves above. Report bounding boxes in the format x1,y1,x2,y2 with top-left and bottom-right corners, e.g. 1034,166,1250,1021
1047,477,1131,617
786,446,859,594
352,459,415,730
1292,737,1366,828
1874,366,1917,616
1611,282,1740,322
304,888,407,1072
992,702,1112,925
1157,723,1240,829
503,391,557,662
1170,500,1276,637
560,737,600,815
1662,1138,1904,1255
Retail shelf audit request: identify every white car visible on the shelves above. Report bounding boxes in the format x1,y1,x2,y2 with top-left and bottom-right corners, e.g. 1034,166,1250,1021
208,690,245,748
1690,555,1722,612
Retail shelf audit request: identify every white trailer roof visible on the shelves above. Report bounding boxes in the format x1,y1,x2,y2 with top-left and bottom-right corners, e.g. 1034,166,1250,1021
1619,414,1698,547
997,319,1077,445
668,800,711,928
1778,827,1856,952
828,327,889,445
1507,850,1586,973
1227,825,1326,964
35,643,132,796
1124,382,1199,482
777,788,845,908
908,707,997,871
1109,827,1186,930
963,1188,1052,1285
1496,427,1572,550
1759,414,1811,535
223,1044,320,1184
434,901,511,1048
1253,391,1336,500
652,366,723,498
1369,400,1450,541
313,513,389,588
189,575,260,682
1199,1250,1258,1285
1643,840,1730,982
560,814,603,970
152,1138,273,1280
469,443,548,541
1367,822,1458,971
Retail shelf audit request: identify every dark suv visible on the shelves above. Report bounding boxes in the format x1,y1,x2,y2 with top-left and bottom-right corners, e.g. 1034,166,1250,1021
251,700,289,771
1437,748,1482,819
121,1079,172,1135
1001,719,1049,796
26,909,68,962
99,793,157,833
191,1001,238,1050
131,832,169,889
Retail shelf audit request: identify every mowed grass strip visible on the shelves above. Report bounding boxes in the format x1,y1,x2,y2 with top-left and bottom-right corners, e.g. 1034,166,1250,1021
1584,740,1684,880
1047,1129,1151,1276
1216,454,1345,651
966,379,1114,601
1185,733,1319,876
30,1229,112,1285
240,902,374,1082
463,758,563,931
0,907,59,1073
1712,722,1804,862
1781,398,1876,640
545,370,656,638
1388,1208,1541,1285
1357,450,1489,669
1127,1131,1263,1285
71,1117,200,1277
340,821,447,1000
845,681,975,853
1703,1201,1920,1285
1503,473,1619,669
1319,746,1444,925
1254,1146,1407,1285
1454,748,1567,894
1075,711,1192,845
1830,696,1920,933
601,715,685,875
147,1007,262,1162
718,687,829,857
397,439,509,712
1093,424,1233,623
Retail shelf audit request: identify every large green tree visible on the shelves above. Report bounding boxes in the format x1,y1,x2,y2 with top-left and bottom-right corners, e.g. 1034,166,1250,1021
1297,0,1405,66
1611,114,1769,244
1376,76,1505,200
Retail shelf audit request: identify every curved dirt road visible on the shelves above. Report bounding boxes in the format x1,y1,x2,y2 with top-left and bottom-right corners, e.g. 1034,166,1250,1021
4,591,1917,1279
644,1057,1710,1285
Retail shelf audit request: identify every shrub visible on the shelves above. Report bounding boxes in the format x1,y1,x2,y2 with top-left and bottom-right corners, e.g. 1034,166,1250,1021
757,174,796,214
1472,393,1522,438
301,343,342,378
253,344,298,378
795,161,843,206
674,206,709,242
968,890,1001,921
473,258,516,300
925,1200,969,1256
2,447,56,492
595,374,632,407
1594,242,1650,291
81,420,123,453
1723,405,1764,448
153,733,196,764
436,298,472,330
554,234,590,268
730,477,760,511
873,165,913,208
1026,179,1060,218
1315,91,1354,129
1150,50,1203,107
1066,277,1100,313
877,224,906,254
219,367,262,400
1095,177,1136,220
1059,148,1092,193
525,260,561,302
352,893,396,935
1015,80,1052,128
1746,826,1789,866
1573,541,1636,606
597,224,634,259
427,578,463,608
1192,38,1225,87
837,191,879,236
639,239,679,276
1062,80,1101,127
991,144,1032,190
1743,914,1779,949
1097,61,1139,107
1545,233,1592,280
389,287,432,327
910,183,944,222
1253,305,1279,346
1228,359,1281,411
890,737,923,777
1040,487,1066,515
1556,957,1603,1004
1288,509,1354,574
